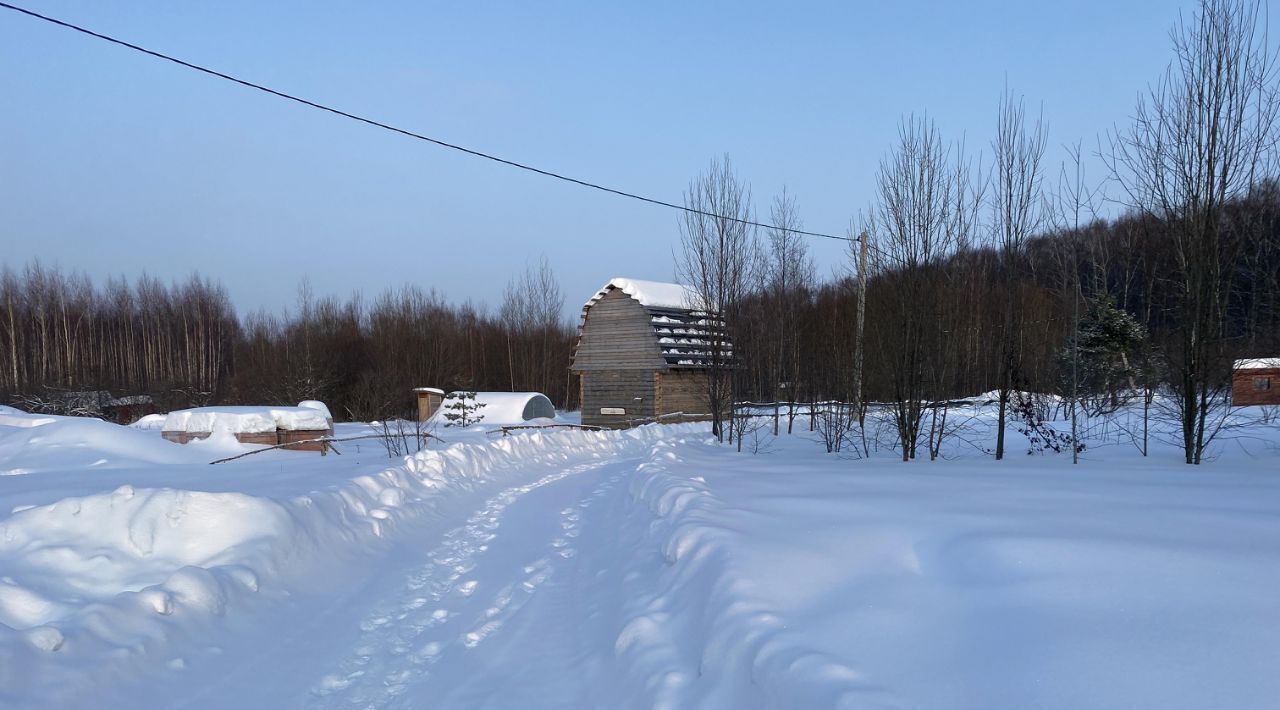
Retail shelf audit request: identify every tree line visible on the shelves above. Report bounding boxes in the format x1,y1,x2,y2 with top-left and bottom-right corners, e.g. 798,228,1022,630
0,260,576,421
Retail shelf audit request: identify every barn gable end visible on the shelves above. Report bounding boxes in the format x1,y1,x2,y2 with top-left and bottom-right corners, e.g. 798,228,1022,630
571,278,719,429
570,289,667,371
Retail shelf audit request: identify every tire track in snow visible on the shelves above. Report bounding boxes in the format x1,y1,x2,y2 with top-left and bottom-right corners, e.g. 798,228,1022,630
427,465,633,710
306,459,630,708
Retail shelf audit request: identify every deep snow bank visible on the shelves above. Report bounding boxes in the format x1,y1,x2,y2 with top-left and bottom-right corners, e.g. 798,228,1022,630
0,423,678,707
614,436,896,710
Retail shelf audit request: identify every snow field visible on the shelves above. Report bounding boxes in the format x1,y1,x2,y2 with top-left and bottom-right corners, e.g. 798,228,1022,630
637,431,1280,710
2,401,1278,709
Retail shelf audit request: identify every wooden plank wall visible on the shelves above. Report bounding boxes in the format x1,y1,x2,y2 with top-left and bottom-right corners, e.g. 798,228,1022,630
656,369,710,416
571,289,665,371
580,370,657,428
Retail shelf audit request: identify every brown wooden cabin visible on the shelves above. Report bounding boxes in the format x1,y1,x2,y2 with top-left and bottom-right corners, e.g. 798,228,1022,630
570,278,728,429
1232,358,1280,406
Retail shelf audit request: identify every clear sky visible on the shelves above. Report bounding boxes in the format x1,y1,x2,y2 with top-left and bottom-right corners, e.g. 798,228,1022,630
1,1,1191,318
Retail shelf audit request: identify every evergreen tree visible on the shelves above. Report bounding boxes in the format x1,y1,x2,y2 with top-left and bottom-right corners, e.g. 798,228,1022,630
442,390,487,427
1059,297,1148,412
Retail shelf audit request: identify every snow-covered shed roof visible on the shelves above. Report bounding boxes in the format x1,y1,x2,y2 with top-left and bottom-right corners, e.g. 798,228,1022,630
585,278,701,311
1235,358,1280,370
162,404,332,434
428,392,556,426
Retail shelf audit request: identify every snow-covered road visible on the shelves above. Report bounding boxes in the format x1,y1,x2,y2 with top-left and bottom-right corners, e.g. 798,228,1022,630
307,457,634,709
65,446,664,710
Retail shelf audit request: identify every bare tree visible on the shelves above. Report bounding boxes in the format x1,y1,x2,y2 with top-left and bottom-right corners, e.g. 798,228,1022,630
990,87,1048,460
1109,0,1279,463
677,154,759,441
763,188,815,435
500,256,566,401
867,116,981,461
1049,142,1104,463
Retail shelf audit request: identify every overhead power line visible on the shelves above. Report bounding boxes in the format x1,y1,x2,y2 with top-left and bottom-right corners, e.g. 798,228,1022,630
0,1,857,243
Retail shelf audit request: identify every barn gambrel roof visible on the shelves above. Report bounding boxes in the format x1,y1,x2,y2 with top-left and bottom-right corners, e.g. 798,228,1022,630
576,278,731,370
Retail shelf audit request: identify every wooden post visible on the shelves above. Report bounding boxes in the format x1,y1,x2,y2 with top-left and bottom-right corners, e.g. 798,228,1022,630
854,231,868,428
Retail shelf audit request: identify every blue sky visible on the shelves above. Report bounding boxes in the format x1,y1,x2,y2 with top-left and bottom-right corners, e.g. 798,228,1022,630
1,1,1187,317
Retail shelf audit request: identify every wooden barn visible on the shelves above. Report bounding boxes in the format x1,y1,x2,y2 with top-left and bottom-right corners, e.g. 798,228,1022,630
570,278,726,429
1232,358,1280,406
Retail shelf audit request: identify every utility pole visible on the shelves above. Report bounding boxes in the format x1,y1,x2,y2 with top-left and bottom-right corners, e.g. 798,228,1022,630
1070,234,1081,465
854,231,868,429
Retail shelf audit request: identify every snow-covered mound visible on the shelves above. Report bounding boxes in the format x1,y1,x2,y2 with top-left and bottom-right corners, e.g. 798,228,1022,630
0,486,287,629
0,412,235,475
297,400,333,420
128,413,167,430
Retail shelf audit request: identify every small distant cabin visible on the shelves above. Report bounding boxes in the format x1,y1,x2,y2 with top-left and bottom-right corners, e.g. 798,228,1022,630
570,278,727,429
1232,358,1280,406
106,395,156,425
31,390,155,424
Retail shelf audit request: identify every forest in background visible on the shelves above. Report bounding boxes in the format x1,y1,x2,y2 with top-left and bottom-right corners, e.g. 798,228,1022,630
0,260,575,421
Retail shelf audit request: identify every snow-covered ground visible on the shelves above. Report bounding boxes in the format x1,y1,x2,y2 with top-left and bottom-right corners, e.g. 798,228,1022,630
0,402,1278,709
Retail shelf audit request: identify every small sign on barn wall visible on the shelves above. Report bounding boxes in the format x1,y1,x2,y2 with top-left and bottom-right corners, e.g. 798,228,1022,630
600,407,626,415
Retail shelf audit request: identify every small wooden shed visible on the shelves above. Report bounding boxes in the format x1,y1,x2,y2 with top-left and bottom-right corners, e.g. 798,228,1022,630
413,387,445,422
1232,358,1280,406
570,278,726,429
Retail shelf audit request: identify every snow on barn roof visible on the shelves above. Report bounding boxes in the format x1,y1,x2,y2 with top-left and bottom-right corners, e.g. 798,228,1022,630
577,277,729,370
1235,358,1280,370
585,278,700,311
